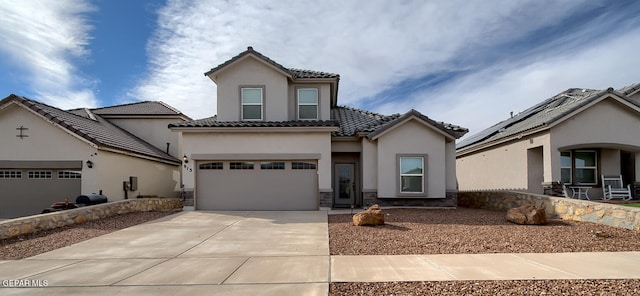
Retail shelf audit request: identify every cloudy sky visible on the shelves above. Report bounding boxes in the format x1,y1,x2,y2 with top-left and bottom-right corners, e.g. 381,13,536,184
1,0,639,139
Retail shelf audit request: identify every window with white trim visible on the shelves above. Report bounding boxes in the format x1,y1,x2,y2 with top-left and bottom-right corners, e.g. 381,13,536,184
400,157,424,193
230,162,254,170
28,171,52,179
0,171,22,179
297,88,318,120
241,88,263,120
560,150,598,185
199,162,223,170
58,171,81,179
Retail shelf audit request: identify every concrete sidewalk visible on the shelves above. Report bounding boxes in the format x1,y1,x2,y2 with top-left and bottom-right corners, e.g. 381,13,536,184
331,252,640,282
1,211,640,296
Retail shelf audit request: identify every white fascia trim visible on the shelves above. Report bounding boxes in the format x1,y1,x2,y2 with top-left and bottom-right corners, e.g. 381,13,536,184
99,147,180,166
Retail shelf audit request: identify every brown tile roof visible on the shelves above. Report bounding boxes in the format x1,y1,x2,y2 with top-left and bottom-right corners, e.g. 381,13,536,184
204,47,339,80
1,94,180,164
89,101,189,118
168,117,338,128
331,106,467,139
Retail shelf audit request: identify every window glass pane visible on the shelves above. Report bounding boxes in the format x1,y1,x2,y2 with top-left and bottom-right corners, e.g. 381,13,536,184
560,152,571,167
575,151,596,167
242,88,262,104
292,162,316,170
230,162,254,170
298,89,318,104
299,105,318,119
561,168,571,183
576,168,596,184
400,157,423,174
242,105,261,120
58,171,82,179
261,162,285,170
401,176,423,192
199,162,223,170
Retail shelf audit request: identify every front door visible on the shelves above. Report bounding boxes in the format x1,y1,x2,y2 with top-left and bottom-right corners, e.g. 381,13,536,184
334,163,355,207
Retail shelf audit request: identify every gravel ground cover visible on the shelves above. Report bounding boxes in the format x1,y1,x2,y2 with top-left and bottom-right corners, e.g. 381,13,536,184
0,210,178,260
329,207,640,295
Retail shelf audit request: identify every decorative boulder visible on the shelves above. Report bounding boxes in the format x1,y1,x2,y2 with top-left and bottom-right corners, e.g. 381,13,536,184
506,204,547,225
353,204,385,226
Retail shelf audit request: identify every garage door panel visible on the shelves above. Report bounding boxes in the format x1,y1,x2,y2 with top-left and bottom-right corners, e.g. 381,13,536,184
0,170,81,219
196,161,317,211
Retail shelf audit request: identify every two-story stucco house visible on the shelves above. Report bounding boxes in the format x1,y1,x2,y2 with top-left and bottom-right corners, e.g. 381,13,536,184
456,83,640,199
0,95,189,218
170,47,468,210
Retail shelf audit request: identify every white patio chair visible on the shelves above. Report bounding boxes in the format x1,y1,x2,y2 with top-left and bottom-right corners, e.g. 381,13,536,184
601,175,632,201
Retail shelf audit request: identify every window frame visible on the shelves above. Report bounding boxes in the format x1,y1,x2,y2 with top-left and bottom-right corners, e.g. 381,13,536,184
57,171,82,179
260,162,285,170
297,88,319,120
560,151,572,184
28,171,52,179
230,161,255,170
199,162,223,170
559,149,598,185
292,162,316,170
241,87,264,121
397,154,427,196
0,170,22,179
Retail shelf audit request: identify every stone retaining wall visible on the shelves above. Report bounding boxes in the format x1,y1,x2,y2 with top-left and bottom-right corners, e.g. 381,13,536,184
0,198,182,240
458,191,640,231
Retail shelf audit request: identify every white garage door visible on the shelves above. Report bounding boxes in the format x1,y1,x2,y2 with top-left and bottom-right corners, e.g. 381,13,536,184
0,168,81,219
196,160,318,210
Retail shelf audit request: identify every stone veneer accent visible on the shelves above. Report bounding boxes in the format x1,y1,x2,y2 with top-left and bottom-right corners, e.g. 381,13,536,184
182,188,194,206
458,191,640,231
319,192,332,208
0,198,182,240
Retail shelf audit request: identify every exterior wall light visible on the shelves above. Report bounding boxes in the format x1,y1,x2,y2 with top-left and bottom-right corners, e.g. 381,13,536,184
183,155,188,163
86,160,93,168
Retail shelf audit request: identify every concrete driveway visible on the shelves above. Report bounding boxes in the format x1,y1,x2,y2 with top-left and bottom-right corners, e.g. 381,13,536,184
0,211,329,295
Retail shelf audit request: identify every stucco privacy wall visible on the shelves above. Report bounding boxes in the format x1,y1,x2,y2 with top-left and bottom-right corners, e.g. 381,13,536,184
0,198,182,240
181,131,333,190
459,191,640,230
214,56,289,121
456,132,551,192
377,119,447,198
95,150,180,200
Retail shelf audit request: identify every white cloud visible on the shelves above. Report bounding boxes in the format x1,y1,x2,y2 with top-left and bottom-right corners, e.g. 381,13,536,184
135,0,637,124
0,0,97,108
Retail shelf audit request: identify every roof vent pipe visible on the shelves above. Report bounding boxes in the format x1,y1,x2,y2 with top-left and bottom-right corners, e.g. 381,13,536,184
510,111,514,118
166,143,170,154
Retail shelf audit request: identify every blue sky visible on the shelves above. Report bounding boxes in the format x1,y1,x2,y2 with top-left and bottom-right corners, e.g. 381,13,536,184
2,0,640,139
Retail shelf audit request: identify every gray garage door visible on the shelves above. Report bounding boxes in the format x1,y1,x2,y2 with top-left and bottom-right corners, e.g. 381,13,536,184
0,168,81,219
196,160,318,210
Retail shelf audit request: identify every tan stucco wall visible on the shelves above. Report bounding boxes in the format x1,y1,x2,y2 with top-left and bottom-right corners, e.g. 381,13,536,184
106,118,182,157
95,150,180,200
181,131,333,191
550,98,640,183
0,104,98,191
361,139,378,191
288,83,332,120
456,132,551,192
213,57,289,121
376,119,448,198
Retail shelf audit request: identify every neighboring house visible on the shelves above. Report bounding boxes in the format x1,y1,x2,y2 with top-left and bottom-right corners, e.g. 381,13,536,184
170,47,468,210
456,85,640,199
0,95,189,218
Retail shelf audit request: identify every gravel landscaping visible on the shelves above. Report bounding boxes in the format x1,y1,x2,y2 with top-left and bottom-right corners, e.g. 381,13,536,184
329,207,640,295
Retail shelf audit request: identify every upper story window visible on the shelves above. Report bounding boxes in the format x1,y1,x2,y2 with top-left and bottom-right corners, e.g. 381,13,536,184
297,88,318,120
241,87,263,120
